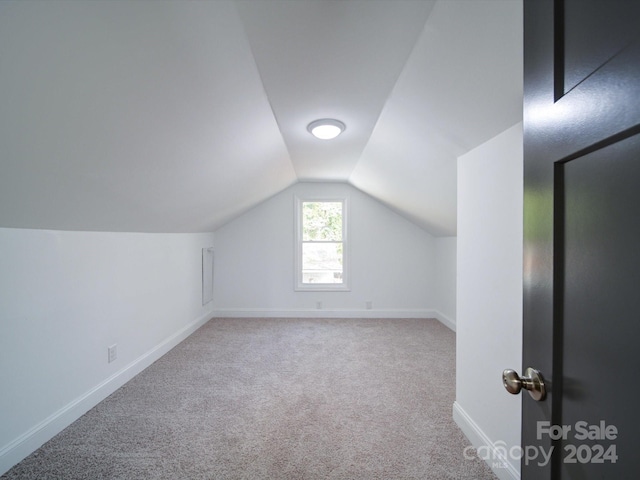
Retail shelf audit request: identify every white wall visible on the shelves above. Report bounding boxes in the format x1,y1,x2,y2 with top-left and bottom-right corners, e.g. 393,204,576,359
434,237,457,329
0,228,214,475
213,182,438,318
454,122,523,479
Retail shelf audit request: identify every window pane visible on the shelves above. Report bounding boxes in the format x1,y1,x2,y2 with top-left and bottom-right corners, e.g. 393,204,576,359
302,242,343,284
302,202,342,241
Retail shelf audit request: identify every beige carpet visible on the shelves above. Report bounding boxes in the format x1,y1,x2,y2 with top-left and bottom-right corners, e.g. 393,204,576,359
2,318,496,479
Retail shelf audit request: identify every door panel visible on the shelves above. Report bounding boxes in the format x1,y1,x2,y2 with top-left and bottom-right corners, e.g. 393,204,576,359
560,133,640,477
523,0,640,478
563,0,640,94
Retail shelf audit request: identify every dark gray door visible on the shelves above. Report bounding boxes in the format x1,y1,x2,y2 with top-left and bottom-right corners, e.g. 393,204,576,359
523,0,640,478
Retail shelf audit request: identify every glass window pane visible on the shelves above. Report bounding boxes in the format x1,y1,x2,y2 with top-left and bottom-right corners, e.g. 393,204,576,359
302,202,342,241
302,242,343,284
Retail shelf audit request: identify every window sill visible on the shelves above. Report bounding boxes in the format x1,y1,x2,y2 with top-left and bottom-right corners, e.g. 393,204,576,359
295,283,351,292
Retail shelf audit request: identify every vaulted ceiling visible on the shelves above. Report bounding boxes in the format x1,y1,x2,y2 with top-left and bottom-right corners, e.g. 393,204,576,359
0,0,522,236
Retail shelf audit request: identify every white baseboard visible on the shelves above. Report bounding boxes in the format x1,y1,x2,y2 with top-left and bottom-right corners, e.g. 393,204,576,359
0,312,212,477
453,401,520,480
212,308,441,319
432,310,456,332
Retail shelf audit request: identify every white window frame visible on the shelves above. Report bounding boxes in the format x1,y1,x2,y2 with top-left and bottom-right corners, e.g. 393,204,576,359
294,195,350,291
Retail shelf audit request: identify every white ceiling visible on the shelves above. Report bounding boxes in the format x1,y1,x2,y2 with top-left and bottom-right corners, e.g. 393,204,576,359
0,0,522,236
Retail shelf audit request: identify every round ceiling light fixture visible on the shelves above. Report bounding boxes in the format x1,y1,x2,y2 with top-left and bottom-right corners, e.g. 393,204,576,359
307,118,346,140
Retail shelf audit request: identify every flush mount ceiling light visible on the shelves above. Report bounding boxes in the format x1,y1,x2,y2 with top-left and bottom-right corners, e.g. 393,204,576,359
307,119,346,140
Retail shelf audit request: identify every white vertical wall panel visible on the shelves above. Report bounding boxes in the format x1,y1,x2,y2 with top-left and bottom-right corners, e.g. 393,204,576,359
455,123,523,479
202,248,214,305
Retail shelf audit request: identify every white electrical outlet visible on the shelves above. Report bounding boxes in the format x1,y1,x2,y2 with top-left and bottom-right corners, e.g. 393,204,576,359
316,301,322,310
366,300,373,310
108,344,117,363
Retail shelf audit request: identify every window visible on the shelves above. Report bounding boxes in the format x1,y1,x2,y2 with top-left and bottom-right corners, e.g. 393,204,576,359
295,196,349,291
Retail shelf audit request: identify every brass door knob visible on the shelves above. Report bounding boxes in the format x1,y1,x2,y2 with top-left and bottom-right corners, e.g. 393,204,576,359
502,367,546,401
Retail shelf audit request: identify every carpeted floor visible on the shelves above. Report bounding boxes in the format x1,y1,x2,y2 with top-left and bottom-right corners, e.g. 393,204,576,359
2,318,496,479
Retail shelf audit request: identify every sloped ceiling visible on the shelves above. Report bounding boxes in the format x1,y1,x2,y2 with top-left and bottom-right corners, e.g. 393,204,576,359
0,0,522,236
